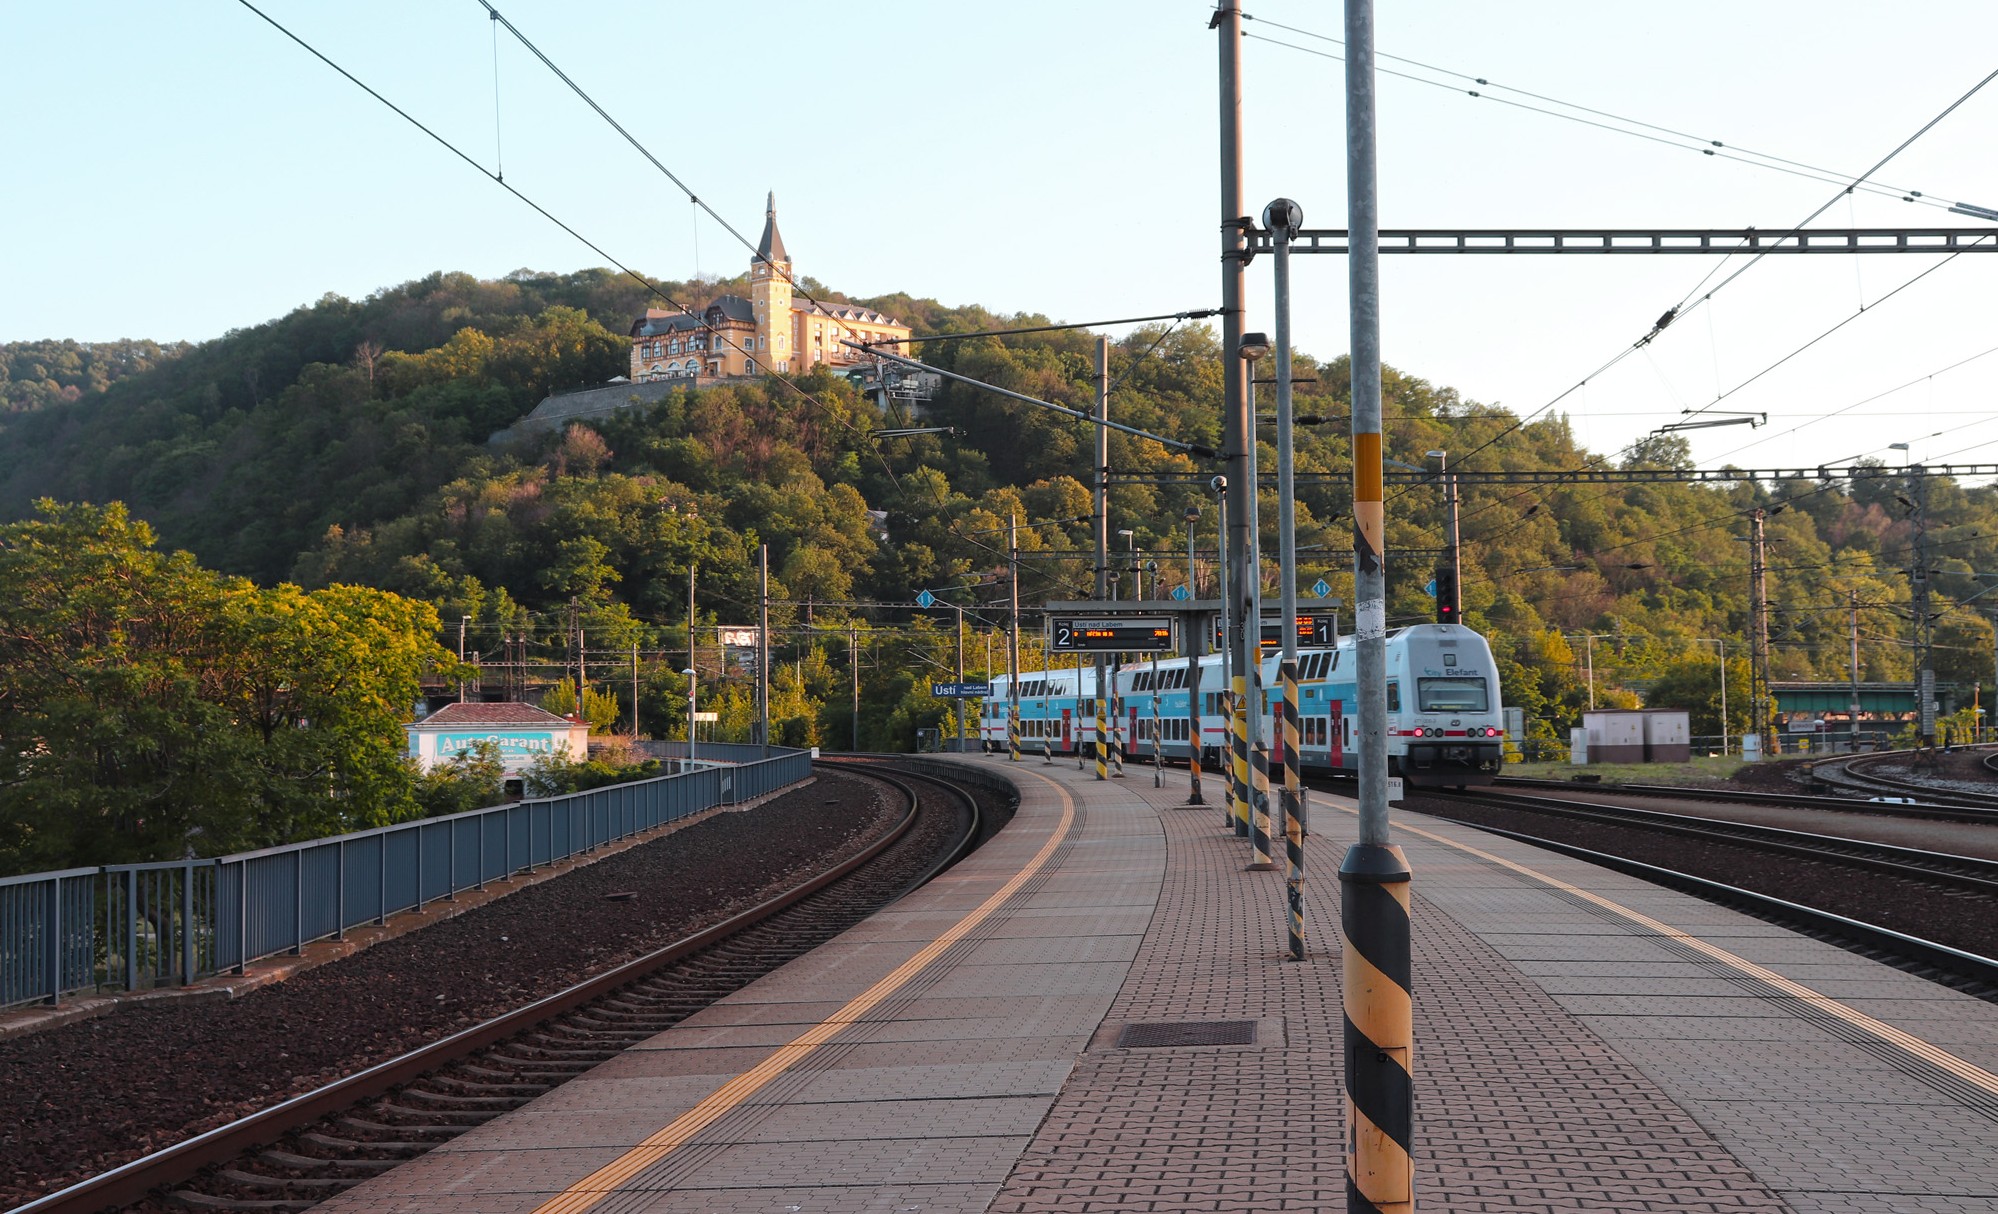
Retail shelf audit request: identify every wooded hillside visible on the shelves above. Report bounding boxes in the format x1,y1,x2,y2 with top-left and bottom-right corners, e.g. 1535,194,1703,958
6,268,1995,761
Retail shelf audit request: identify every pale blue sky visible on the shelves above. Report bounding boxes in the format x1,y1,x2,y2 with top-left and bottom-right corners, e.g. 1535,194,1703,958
4,1,1996,472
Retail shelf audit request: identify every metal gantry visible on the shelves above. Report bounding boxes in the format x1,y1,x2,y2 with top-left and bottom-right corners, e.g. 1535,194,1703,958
1243,226,1998,256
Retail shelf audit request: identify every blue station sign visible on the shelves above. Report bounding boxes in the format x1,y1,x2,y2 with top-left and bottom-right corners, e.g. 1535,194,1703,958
932,682,993,698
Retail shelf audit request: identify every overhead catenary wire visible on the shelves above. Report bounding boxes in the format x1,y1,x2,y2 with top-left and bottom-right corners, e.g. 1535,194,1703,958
1382,58,1998,488
1241,14,1979,215
237,0,1029,570
470,1,1229,568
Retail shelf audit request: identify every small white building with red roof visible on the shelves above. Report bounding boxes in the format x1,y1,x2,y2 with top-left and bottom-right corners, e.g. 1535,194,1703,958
405,702,589,775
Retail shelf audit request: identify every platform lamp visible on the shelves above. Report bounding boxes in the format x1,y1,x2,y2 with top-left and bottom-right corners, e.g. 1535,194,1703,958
682,667,698,765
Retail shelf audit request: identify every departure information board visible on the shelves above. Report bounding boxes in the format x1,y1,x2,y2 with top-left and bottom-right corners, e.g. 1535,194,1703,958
1051,618,1175,651
1214,615,1338,647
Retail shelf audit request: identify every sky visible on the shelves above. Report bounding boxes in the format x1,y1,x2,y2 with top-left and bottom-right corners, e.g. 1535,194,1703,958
4,1,1996,476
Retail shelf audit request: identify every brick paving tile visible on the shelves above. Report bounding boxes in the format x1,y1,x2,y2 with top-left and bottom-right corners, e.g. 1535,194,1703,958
984,770,1798,1213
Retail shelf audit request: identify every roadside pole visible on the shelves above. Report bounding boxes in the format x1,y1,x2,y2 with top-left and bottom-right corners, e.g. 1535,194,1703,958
1268,196,1308,961
1340,1,1415,1207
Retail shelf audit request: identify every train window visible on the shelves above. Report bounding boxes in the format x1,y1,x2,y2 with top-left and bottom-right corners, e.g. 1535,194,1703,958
1416,677,1488,712
1386,681,1400,712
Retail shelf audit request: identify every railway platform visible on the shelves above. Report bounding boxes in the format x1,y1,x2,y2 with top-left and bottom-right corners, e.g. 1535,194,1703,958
319,755,1998,1213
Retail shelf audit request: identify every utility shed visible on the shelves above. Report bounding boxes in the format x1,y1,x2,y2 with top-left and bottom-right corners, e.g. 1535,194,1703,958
1642,709,1691,763
406,702,588,774
1581,709,1647,764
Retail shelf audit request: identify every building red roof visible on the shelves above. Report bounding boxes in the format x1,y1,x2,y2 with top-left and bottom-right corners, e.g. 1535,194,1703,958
413,702,575,728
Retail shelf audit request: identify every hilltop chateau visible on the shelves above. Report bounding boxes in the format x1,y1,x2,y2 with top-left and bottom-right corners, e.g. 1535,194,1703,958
627,194,910,383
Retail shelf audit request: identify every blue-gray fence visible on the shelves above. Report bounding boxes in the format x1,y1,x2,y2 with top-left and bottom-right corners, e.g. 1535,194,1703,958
0,748,812,1009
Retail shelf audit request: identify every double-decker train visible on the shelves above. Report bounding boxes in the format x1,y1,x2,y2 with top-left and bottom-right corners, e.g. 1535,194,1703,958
979,622,1504,788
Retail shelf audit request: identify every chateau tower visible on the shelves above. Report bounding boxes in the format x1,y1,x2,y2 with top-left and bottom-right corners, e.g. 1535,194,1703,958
750,191,793,372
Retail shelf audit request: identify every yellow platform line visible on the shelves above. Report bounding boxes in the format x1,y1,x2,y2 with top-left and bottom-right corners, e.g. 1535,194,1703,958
530,768,1079,1214
1348,804,1998,1098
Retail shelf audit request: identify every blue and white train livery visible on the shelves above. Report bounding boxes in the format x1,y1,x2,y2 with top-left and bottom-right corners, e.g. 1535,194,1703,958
979,622,1504,787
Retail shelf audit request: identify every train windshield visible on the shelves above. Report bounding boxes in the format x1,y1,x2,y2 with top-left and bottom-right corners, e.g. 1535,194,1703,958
1417,677,1488,712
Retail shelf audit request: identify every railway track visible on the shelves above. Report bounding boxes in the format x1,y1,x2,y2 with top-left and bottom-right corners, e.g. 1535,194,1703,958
20,761,989,1214
1804,746,1998,810
1409,785,1998,994
1494,773,1998,822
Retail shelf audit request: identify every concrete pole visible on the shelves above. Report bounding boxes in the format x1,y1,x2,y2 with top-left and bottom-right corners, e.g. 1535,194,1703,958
1750,509,1770,756
1269,197,1307,960
1850,592,1863,753
1215,4,1259,852
1216,480,1242,832
1242,361,1273,871
850,622,860,752
1340,1,1415,1208
758,544,771,754
1912,467,1936,748
1095,337,1111,780
1185,508,1206,804
1009,513,1022,763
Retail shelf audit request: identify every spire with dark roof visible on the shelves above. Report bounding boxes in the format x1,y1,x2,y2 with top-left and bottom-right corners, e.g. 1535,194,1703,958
756,191,789,265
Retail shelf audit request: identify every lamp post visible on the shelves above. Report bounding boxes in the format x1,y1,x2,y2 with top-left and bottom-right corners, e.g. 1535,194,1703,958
681,667,698,766
1268,195,1308,961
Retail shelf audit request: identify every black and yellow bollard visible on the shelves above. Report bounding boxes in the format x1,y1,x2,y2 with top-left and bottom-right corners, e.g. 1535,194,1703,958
1280,659,1306,959
1222,674,1238,834
1340,843,1413,1212
1095,707,1108,782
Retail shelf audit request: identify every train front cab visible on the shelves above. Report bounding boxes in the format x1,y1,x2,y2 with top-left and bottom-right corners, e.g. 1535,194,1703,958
1391,624,1503,788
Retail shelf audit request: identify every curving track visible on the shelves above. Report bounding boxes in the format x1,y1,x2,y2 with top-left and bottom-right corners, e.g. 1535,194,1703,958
15,761,996,1214
1804,745,1998,809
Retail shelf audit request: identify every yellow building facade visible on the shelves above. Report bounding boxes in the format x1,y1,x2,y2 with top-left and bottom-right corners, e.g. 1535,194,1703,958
628,194,909,383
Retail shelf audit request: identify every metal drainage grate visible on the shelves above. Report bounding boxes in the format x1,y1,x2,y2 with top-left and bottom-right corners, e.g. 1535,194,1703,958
1116,1020,1257,1049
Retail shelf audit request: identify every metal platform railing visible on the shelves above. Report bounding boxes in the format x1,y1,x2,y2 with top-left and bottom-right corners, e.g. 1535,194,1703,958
0,748,812,1009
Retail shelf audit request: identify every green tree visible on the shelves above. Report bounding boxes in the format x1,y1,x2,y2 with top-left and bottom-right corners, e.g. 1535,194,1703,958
0,501,457,873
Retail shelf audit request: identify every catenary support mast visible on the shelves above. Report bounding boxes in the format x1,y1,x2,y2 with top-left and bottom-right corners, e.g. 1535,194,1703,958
1339,0,1415,1208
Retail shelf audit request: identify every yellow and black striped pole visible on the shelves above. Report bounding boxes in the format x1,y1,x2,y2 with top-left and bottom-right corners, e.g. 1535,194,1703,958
1248,641,1275,868
1110,699,1125,778
1341,0,1413,1203
1095,703,1108,782
1280,658,1305,959
1248,734,1275,870
1007,704,1020,763
1218,688,1237,831
1222,674,1238,834
1341,844,1413,1210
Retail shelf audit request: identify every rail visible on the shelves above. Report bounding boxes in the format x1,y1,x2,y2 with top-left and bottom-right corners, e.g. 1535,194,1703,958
0,748,812,1009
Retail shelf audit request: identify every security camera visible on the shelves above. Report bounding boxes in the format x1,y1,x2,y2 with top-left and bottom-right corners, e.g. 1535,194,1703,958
1210,475,1228,494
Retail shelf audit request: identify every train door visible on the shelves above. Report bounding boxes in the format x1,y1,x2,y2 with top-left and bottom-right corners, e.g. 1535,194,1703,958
1062,707,1072,752
1329,700,1344,767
